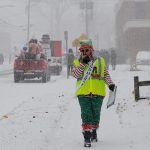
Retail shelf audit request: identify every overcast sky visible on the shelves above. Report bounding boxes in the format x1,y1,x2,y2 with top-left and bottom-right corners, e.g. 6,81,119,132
0,0,118,52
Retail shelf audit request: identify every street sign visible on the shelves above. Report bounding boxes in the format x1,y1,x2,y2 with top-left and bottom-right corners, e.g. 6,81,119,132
78,34,88,41
64,30,68,40
72,38,80,47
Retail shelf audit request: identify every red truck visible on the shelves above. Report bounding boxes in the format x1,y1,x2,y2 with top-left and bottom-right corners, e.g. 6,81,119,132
13,54,51,83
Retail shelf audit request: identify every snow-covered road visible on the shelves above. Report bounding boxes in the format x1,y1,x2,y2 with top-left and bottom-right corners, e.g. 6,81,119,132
0,65,150,150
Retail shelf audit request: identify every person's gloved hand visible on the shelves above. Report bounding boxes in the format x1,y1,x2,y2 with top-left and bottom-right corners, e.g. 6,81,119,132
109,84,115,91
81,56,90,64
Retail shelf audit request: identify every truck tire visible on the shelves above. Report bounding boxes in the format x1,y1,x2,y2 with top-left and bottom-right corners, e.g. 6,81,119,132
47,73,51,81
47,68,51,81
47,76,50,81
14,73,20,83
42,73,47,83
56,67,60,75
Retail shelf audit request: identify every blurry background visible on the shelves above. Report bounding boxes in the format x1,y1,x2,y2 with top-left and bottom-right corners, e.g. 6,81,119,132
0,0,117,62
0,0,150,66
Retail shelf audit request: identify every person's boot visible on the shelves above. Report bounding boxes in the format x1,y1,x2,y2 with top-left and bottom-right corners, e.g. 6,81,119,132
82,131,92,147
91,129,98,142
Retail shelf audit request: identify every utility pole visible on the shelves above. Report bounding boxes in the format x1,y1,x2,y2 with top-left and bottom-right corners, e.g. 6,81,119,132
80,0,93,37
64,30,69,78
64,31,68,54
85,0,88,37
27,0,31,42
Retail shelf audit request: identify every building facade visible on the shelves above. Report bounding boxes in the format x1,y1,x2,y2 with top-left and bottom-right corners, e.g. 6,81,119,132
115,0,150,64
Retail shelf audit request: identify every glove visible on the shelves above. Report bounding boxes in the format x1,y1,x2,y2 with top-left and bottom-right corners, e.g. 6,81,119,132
81,56,90,64
109,84,115,91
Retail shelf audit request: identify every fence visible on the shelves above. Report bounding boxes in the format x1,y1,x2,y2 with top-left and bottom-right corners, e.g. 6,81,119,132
134,76,150,101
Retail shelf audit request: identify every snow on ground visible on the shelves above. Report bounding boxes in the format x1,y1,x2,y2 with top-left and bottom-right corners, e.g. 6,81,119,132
0,61,13,72
0,65,150,150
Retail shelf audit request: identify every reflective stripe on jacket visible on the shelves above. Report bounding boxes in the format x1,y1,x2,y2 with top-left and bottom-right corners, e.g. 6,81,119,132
73,57,106,96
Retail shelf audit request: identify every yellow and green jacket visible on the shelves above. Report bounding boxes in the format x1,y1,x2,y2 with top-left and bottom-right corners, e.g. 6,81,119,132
72,57,113,96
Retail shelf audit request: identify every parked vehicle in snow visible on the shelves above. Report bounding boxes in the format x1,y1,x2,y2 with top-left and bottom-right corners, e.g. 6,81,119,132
40,35,62,75
13,40,51,83
136,51,150,65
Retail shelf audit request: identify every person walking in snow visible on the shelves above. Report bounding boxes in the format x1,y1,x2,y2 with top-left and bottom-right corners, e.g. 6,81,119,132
72,39,115,147
110,49,117,70
99,49,110,69
67,48,75,78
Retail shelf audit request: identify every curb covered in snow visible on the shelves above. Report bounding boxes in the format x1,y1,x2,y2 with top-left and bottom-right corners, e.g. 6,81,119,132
0,69,13,76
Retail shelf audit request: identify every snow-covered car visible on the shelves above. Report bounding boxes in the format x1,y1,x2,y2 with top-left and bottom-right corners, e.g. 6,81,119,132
136,51,150,65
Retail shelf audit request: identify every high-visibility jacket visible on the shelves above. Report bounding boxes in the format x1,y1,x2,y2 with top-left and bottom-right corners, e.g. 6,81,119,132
73,57,106,96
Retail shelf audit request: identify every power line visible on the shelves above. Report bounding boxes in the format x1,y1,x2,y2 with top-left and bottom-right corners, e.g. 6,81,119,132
0,18,24,29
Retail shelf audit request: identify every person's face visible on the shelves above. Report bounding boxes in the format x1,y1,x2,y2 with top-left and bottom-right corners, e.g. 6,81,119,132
81,49,92,57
